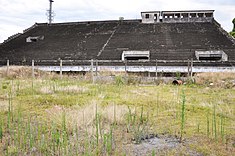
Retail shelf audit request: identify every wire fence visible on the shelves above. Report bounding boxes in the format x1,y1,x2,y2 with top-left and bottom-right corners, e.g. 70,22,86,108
1,59,235,80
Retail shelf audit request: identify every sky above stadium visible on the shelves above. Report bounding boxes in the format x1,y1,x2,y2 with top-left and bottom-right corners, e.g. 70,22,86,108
0,0,235,43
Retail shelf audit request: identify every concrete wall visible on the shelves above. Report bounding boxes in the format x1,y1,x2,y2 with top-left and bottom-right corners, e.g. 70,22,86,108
141,12,160,23
162,17,213,23
37,65,235,73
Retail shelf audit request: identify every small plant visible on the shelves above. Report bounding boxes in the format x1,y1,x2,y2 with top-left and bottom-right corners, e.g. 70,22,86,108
126,76,141,85
126,106,148,144
115,75,124,86
7,90,13,129
176,72,181,80
220,114,225,142
61,110,68,154
152,149,156,156
95,103,100,154
207,110,210,137
197,121,200,133
213,104,217,141
103,126,113,155
0,119,3,142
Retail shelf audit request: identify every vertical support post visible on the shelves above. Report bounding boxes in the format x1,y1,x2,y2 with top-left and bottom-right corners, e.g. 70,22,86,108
32,60,35,79
95,60,98,76
155,59,158,78
190,58,193,79
187,59,190,78
60,59,63,79
6,59,9,77
124,59,127,76
91,59,94,84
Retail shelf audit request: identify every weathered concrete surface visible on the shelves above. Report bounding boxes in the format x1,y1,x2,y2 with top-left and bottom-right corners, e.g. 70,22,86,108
37,65,235,73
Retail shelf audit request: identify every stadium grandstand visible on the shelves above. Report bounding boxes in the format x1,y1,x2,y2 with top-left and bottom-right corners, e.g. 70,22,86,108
0,10,235,73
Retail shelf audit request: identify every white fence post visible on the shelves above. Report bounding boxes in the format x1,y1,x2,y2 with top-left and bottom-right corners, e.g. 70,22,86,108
187,59,190,78
124,59,127,76
155,59,158,78
91,59,94,83
60,59,63,79
96,60,98,76
6,59,9,76
191,58,193,79
32,60,35,79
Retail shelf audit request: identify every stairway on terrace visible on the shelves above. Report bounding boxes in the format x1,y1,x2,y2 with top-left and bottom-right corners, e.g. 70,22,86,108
98,21,235,61
0,22,119,63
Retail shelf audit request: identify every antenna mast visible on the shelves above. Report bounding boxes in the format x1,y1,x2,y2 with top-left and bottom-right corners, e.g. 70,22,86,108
47,0,54,24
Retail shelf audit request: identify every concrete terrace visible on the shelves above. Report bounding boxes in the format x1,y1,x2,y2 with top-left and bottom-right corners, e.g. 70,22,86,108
0,10,235,72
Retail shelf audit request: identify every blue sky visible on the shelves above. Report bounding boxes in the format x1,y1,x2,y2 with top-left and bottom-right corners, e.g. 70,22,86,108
0,0,234,43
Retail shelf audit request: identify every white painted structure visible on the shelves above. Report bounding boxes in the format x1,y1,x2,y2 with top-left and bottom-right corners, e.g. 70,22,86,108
37,65,235,73
122,51,150,61
141,10,214,23
195,50,228,61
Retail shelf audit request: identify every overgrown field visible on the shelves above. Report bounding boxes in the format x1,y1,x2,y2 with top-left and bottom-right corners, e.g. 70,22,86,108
0,70,234,155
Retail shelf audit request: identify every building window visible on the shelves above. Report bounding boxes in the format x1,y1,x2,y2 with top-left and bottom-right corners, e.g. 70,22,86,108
154,14,158,20
205,13,213,17
190,13,196,17
198,13,204,17
145,14,150,19
198,54,222,60
26,36,44,42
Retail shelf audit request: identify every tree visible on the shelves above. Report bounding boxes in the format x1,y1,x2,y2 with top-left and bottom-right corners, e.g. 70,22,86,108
229,18,235,38
230,31,235,38
233,18,235,32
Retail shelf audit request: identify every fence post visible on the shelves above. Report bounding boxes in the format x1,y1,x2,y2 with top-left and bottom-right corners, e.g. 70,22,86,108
95,59,98,76
60,59,63,79
187,59,190,78
32,60,35,79
124,59,127,76
190,58,193,79
155,59,158,78
6,59,9,77
91,59,94,83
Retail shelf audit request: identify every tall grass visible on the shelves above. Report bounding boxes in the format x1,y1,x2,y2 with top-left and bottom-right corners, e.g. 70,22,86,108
126,106,148,144
180,90,186,142
7,90,13,129
0,118,3,142
0,74,234,155
213,104,217,141
95,103,100,154
207,110,210,137
220,114,225,142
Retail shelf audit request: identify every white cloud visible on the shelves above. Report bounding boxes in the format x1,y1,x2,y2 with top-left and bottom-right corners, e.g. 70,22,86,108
0,0,234,42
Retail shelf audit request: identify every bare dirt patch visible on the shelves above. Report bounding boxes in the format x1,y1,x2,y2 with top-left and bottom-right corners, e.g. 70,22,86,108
124,134,203,156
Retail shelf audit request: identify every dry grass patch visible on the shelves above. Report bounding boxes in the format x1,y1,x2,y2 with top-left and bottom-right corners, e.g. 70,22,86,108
195,72,235,88
44,102,129,134
40,85,88,94
0,66,57,79
0,101,9,112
